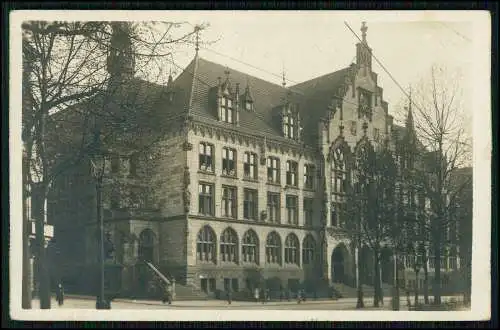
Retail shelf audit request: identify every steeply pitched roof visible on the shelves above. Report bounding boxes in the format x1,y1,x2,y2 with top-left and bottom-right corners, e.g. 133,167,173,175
171,56,297,140
290,67,351,144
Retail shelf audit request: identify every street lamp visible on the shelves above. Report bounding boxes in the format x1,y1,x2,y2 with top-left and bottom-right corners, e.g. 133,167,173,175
90,130,109,310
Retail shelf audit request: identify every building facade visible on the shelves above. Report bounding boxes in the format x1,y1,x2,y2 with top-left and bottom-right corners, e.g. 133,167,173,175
48,22,463,298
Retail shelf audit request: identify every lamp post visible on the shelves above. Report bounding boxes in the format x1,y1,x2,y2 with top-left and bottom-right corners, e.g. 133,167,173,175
392,245,401,311
90,130,109,310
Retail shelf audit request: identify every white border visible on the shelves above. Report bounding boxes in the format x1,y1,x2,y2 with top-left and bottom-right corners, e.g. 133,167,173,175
9,10,491,321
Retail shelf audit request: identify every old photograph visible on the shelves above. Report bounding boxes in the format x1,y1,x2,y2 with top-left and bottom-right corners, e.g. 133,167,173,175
9,10,490,321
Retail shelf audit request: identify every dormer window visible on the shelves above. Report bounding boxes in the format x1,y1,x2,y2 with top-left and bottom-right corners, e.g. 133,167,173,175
220,94,234,123
245,100,253,111
283,109,298,139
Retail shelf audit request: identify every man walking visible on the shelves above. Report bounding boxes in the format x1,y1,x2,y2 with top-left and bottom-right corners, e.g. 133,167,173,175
55,283,64,306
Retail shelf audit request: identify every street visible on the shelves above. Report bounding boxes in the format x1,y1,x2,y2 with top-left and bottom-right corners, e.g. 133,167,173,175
31,295,466,311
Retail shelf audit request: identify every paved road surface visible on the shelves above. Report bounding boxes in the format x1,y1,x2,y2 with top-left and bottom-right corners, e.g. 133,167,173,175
30,295,465,311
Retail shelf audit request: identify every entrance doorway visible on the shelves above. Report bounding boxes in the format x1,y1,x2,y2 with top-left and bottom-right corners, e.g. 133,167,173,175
331,244,348,284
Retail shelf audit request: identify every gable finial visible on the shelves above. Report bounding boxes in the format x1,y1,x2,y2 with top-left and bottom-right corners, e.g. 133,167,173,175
282,62,287,88
361,21,368,42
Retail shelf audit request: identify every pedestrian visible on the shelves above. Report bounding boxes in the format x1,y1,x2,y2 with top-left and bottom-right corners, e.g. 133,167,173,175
297,289,302,304
254,287,260,303
56,283,64,306
265,288,270,302
226,288,232,305
260,288,265,304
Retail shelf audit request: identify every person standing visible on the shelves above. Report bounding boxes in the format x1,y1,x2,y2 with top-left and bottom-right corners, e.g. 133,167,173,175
226,288,232,305
55,283,64,306
254,287,260,303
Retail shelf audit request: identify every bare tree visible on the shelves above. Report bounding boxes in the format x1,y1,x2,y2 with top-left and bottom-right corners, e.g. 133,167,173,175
21,20,206,309
405,65,472,305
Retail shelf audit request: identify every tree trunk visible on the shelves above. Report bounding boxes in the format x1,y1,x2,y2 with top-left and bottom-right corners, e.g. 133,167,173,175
355,246,364,308
423,257,429,304
433,244,442,305
414,269,419,305
373,250,383,307
36,185,52,309
22,197,32,309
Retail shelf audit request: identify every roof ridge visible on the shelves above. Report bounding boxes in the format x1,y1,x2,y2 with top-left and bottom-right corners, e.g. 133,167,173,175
291,67,350,89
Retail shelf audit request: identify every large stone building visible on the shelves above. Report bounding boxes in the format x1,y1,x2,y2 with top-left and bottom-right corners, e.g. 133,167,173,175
48,22,463,298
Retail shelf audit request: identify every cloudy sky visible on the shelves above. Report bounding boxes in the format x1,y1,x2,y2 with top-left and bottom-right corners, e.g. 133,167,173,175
160,11,482,127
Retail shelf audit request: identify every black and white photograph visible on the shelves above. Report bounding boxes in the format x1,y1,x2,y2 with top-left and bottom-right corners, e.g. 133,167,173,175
9,10,491,321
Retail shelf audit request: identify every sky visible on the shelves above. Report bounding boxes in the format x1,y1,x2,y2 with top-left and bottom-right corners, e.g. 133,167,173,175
159,11,477,127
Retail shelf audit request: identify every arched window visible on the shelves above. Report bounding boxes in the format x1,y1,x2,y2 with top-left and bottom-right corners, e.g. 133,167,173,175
242,230,259,264
302,235,316,265
197,225,216,263
266,232,282,265
220,227,238,263
138,229,155,262
284,233,300,265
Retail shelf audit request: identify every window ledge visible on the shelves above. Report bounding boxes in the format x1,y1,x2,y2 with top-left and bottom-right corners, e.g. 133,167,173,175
242,177,259,183
266,182,281,187
198,170,215,176
284,185,299,190
198,213,215,218
221,174,238,179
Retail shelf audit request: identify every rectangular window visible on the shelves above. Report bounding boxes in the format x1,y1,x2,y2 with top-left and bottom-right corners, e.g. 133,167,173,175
224,278,231,292
209,278,216,292
201,279,208,293
286,195,298,225
222,186,237,218
373,128,380,140
198,183,214,215
231,278,239,292
199,143,214,172
304,198,314,227
267,157,280,183
243,152,257,179
286,161,298,186
220,96,235,123
222,147,236,176
243,189,258,220
267,192,280,223
304,164,315,189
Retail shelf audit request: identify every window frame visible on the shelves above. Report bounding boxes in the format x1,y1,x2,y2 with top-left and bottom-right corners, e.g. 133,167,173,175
243,188,258,220
220,227,238,263
303,164,315,190
196,226,216,263
267,156,281,183
242,230,259,264
222,147,237,177
286,195,298,225
286,160,298,187
302,235,316,265
267,192,281,223
198,182,214,216
199,142,215,172
243,152,258,180
303,198,314,227
284,234,300,265
266,232,282,265
221,185,237,218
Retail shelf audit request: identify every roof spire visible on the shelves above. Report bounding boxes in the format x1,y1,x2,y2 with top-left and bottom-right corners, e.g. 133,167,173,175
282,67,286,88
194,25,201,56
406,85,415,131
361,21,368,43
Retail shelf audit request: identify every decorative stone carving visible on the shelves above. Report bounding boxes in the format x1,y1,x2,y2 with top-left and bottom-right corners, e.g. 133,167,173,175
182,141,193,151
183,166,191,213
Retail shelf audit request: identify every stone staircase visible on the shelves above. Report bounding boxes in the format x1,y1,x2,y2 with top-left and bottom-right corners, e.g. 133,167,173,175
173,282,209,301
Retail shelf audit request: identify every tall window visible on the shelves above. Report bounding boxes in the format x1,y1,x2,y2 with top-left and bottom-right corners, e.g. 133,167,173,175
283,110,297,139
266,232,282,264
331,203,338,227
222,186,237,218
286,195,298,225
220,227,238,263
220,95,234,123
303,198,314,227
197,226,216,262
222,147,236,176
284,234,300,265
304,164,315,189
138,229,155,262
286,160,298,186
243,189,258,220
267,192,280,223
242,230,259,264
267,157,280,183
199,143,214,172
302,235,316,265
332,146,348,194
243,152,257,179
198,183,214,216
